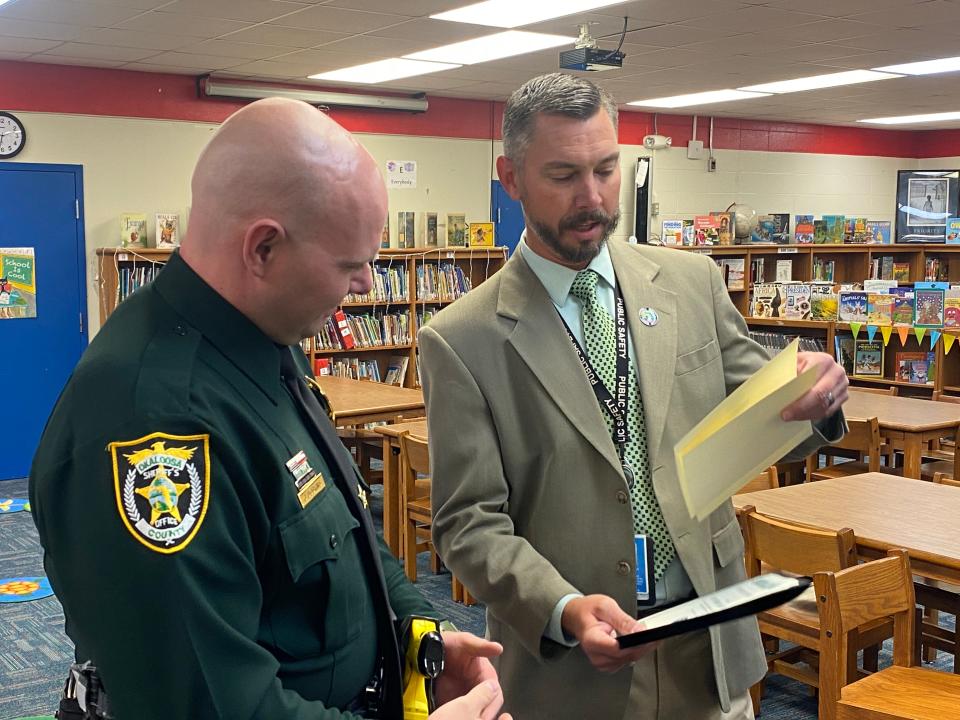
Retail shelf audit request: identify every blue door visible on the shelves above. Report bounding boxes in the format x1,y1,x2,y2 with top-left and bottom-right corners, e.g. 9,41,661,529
0,163,87,481
491,180,524,257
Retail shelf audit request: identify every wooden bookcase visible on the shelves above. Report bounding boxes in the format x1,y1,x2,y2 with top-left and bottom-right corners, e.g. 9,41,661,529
670,243,960,397
96,246,507,388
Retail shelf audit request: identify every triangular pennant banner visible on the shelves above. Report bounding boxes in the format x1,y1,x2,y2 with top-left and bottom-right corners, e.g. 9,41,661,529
880,326,893,346
930,330,942,348
897,326,910,345
850,322,862,340
866,325,878,342
915,327,927,344
946,333,957,355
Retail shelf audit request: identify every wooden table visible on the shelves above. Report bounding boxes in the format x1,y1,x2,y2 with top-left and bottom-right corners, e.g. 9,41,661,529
317,376,425,426
374,419,429,557
734,473,960,584
844,389,960,479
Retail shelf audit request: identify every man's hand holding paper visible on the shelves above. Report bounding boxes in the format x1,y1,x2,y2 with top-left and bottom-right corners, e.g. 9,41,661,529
781,350,849,422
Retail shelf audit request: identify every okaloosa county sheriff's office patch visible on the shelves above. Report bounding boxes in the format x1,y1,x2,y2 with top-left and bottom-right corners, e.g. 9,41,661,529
109,432,211,554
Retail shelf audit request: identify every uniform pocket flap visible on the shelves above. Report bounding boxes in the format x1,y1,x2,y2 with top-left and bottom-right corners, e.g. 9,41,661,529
279,491,360,581
675,339,720,376
712,518,745,568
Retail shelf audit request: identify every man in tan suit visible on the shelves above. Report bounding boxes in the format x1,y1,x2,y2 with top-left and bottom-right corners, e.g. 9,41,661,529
418,73,848,719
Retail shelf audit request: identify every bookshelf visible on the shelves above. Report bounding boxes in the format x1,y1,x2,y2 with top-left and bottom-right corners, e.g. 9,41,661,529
96,246,507,388
670,243,960,397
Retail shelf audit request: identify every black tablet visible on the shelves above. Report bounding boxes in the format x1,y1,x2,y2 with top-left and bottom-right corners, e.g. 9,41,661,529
617,573,811,648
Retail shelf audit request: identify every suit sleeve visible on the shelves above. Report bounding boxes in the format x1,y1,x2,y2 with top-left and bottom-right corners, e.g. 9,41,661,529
706,257,845,458
419,325,581,660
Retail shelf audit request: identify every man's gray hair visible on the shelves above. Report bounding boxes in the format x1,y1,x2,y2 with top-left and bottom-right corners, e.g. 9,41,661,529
502,72,619,164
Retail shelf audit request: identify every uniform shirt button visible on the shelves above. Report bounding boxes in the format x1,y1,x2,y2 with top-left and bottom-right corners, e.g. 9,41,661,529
616,490,628,504
617,560,631,576
329,534,338,549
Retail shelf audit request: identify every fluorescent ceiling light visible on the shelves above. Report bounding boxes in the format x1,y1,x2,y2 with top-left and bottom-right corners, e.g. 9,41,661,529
431,0,628,29
405,31,573,64
310,58,460,84
859,111,960,125
741,69,900,94
875,56,960,76
628,89,771,109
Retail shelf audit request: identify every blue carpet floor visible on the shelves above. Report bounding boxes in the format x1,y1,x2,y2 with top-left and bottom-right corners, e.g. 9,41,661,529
1,475,954,719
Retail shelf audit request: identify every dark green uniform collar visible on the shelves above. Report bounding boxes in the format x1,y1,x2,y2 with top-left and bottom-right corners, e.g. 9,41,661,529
153,251,283,404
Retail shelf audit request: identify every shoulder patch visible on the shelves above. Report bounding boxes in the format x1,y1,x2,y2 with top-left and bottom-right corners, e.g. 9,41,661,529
110,432,211,554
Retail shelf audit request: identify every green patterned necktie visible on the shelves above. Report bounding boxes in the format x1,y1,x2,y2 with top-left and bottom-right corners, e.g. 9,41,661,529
570,269,676,579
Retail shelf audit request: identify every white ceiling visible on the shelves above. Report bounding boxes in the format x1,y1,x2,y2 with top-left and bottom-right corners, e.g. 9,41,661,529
3,0,960,128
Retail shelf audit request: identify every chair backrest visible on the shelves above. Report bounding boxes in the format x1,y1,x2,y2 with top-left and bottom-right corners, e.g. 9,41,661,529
737,466,780,494
740,505,857,578
814,550,916,715
825,416,882,472
399,431,430,476
933,391,960,404
852,385,898,396
934,472,960,488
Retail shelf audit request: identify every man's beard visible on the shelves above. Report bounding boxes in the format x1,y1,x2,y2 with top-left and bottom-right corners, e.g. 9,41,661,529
527,207,621,265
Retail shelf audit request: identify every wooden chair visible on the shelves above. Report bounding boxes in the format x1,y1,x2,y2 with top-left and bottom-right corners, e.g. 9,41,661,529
737,466,779,494
739,506,891,716
933,472,960,488
815,549,960,720
806,417,884,481
919,392,960,465
851,385,898,396
397,432,475,605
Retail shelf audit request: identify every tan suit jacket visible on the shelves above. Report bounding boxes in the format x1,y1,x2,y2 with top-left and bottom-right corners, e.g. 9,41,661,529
419,241,835,719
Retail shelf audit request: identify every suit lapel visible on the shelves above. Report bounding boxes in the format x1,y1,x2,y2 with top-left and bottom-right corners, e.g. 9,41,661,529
498,253,622,478
609,242,678,466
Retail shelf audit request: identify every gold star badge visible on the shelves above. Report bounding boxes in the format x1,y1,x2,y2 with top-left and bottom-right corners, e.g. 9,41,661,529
358,484,369,509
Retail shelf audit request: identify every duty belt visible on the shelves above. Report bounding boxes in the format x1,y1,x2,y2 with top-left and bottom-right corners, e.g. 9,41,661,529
59,661,113,719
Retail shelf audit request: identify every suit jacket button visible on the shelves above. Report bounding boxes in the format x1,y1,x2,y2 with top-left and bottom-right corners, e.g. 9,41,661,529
329,534,338,549
616,490,628,504
617,561,631,576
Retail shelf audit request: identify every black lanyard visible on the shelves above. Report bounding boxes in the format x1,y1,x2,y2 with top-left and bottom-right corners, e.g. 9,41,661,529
561,279,635,484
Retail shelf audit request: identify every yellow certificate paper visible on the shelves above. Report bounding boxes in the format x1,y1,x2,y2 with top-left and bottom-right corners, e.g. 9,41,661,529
675,339,818,521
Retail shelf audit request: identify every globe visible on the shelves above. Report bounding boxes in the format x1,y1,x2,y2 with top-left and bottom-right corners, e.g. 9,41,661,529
730,204,758,240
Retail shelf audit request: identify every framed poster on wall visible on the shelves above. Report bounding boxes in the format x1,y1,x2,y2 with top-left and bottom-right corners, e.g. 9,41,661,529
895,169,959,243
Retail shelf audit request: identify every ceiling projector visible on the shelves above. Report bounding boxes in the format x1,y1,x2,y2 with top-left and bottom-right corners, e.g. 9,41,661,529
560,22,624,72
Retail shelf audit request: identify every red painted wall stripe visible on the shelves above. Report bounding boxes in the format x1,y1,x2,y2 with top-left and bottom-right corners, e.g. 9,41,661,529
3,60,960,158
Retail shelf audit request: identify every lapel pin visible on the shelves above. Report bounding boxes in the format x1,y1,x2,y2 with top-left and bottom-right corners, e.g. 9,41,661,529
638,307,659,327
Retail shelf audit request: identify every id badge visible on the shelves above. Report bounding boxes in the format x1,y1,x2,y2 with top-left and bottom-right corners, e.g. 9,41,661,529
635,534,656,606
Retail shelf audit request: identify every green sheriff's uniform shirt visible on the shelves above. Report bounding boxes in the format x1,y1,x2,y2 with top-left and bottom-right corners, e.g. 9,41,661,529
30,252,432,719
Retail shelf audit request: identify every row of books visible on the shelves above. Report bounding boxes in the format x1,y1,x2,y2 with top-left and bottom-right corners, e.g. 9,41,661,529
116,264,163,302
749,331,827,356
416,263,472,301
870,255,950,282
346,265,408,304
751,281,960,327
662,214,893,246
389,211,495,249
834,336,936,384
314,356,382,382
315,311,412,351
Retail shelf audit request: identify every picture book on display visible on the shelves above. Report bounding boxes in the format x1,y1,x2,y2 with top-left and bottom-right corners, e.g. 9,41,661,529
853,340,884,377
424,212,439,247
845,217,869,244
914,288,945,327
835,335,855,374
711,212,735,245
756,214,790,244
812,257,835,282
783,284,811,320
823,215,846,244
866,220,892,245
446,213,467,247
891,291,915,326
398,211,416,249
751,283,781,318
896,351,935,385
720,258,745,290
838,291,868,323
948,217,960,245
661,220,684,246
892,262,911,282
866,294,894,326
813,220,829,244
119,213,147,248
381,216,390,249
775,259,792,283
810,284,838,321
945,288,960,328
469,222,494,247
694,215,722,245
155,213,180,248
681,220,695,246
794,215,815,244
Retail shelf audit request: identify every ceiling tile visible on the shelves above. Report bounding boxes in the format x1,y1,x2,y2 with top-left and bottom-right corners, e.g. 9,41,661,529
155,0,310,24
843,27,960,52
0,35,64,53
175,39,294,59
223,58,336,78
323,0,459,13
0,18,86,41
30,54,128,67
73,27,196,50
272,47,385,71
680,6,825,32
366,18,492,43
114,11,252,37
274,5,410,33
87,0,174,8
43,41,159,61
219,23,348,47
318,33,427,57
0,50,29,60
616,0,748,25
621,23,741,48
847,1,960,29
144,50,247,69
377,73,481,92
0,0,144,26
120,61,205,73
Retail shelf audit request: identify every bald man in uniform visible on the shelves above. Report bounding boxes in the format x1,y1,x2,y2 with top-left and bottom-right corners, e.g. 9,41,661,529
30,98,508,720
